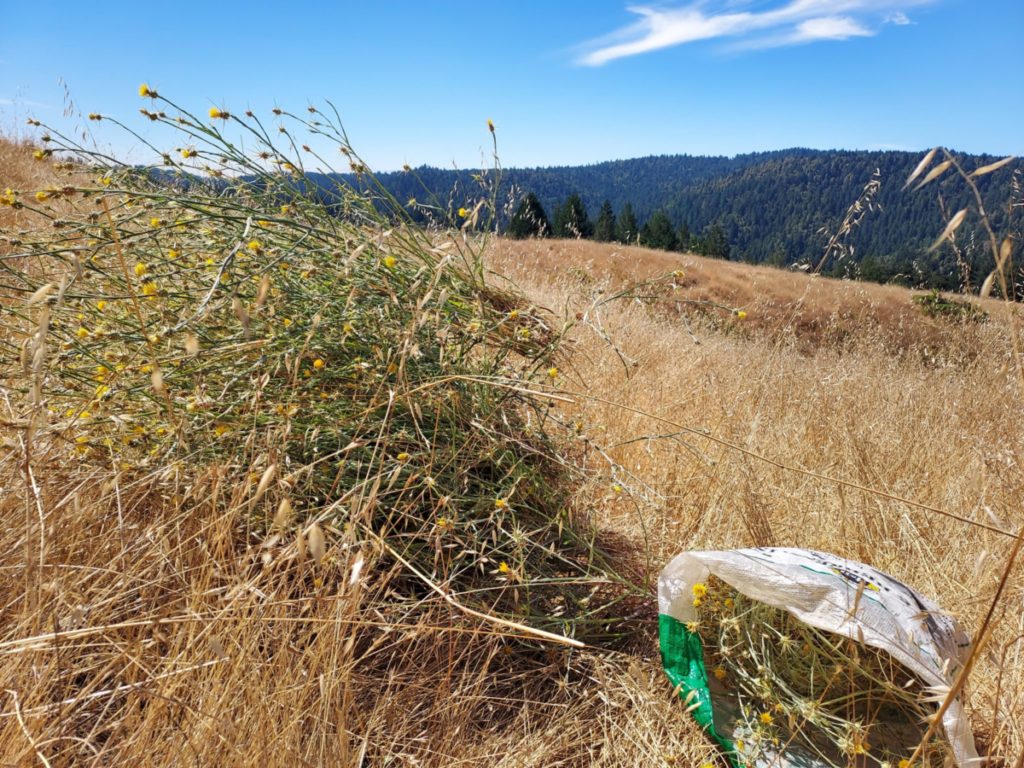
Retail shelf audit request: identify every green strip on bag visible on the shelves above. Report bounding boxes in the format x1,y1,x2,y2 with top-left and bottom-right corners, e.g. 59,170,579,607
659,613,740,766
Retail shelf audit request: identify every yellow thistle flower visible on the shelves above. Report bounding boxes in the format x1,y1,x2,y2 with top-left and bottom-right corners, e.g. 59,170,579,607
280,204,291,214
141,281,158,296
88,113,102,121
692,582,708,599
713,666,727,681
134,262,148,277
282,317,293,327
100,177,112,187
138,83,156,98
213,424,230,437
611,482,623,493
382,255,396,269
759,712,774,725
35,190,50,202
209,107,228,120
547,366,558,378
180,148,196,158
247,239,261,253
494,498,508,509
33,149,46,161
736,310,747,320
149,217,161,228
313,358,325,370
498,561,511,574
396,452,410,461
76,326,89,339
96,300,107,311
168,248,180,259
457,207,469,218
487,118,495,133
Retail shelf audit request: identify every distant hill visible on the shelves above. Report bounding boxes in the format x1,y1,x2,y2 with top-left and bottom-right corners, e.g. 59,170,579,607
354,149,1021,291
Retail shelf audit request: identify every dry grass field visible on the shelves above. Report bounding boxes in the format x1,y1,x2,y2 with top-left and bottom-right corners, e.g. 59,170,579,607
1,134,1022,766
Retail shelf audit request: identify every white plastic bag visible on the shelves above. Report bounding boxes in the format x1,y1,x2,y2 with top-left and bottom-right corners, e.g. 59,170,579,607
658,547,979,767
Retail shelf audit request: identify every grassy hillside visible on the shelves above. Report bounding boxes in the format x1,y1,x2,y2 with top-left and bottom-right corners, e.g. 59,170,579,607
2,121,1023,767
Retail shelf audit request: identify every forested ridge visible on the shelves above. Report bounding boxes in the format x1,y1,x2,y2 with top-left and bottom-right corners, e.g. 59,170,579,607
346,148,1020,290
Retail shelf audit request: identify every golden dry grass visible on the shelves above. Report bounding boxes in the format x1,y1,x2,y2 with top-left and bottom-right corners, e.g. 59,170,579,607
1,139,1022,766
489,237,1018,356
0,136,54,234
487,238,1024,763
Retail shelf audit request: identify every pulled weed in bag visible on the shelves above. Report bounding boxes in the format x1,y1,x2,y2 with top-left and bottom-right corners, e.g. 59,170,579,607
691,576,953,767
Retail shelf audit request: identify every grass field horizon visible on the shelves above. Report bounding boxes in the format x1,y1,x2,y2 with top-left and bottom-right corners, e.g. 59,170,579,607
1,105,1022,768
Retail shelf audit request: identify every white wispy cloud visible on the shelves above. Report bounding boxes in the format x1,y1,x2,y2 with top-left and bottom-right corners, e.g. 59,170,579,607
576,1,930,65
732,14,874,50
884,11,912,24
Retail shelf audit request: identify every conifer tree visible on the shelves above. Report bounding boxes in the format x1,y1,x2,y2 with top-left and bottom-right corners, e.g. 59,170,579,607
702,223,731,259
677,222,692,252
553,193,593,239
639,210,677,251
507,192,551,239
594,200,615,242
615,202,639,244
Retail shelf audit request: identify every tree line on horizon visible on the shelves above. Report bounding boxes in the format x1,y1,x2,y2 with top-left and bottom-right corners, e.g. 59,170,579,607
506,191,731,259
343,148,1021,295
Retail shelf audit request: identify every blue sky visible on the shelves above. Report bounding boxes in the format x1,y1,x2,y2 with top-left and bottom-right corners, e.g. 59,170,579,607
1,1,1021,170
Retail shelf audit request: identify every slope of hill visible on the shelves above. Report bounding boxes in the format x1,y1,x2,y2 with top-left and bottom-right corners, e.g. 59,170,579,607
488,237,1017,357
